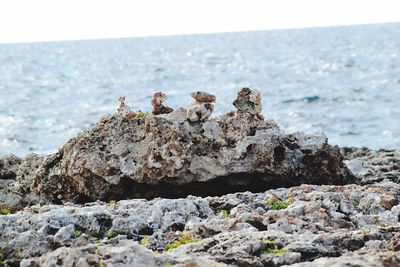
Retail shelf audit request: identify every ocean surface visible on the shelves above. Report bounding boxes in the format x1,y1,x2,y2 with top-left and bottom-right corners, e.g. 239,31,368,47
1,23,400,156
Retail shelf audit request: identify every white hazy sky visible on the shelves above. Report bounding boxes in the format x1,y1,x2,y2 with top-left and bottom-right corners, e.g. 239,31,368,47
0,0,399,43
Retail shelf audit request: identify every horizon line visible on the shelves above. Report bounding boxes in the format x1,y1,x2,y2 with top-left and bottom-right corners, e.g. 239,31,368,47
1,20,399,46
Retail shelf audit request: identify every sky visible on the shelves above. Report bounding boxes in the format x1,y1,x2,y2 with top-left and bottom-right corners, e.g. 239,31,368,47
0,0,399,43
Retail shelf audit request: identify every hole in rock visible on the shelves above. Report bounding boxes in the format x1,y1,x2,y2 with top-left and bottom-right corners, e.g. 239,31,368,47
95,216,113,236
71,164,355,204
138,226,154,235
245,219,268,231
167,223,185,232
98,172,297,202
273,145,286,163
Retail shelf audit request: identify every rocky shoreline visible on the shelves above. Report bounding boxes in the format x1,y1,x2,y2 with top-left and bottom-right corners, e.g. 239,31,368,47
1,88,399,266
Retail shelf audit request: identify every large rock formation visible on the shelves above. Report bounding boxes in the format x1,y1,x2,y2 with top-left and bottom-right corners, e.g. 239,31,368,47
1,87,399,267
32,88,354,204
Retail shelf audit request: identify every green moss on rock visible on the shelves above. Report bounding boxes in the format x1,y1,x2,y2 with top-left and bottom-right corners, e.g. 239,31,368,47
0,208,11,215
262,239,288,255
74,230,83,238
165,234,202,252
265,197,292,210
105,229,119,239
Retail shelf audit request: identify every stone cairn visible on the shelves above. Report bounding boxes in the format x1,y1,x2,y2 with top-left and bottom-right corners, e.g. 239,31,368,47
121,88,262,120
186,91,216,122
151,91,174,115
233,87,262,115
148,88,262,120
117,96,131,117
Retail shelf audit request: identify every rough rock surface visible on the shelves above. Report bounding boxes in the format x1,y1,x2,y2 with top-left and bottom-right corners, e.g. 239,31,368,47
1,180,399,266
31,89,354,204
1,88,399,266
152,91,174,115
342,147,400,184
233,88,262,116
0,154,43,211
186,91,216,122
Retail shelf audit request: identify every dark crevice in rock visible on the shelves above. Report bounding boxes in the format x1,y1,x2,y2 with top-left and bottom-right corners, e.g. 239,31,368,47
245,219,268,231
68,171,356,204
138,226,155,236
273,145,286,163
107,173,295,202
167,223,185,232
97,217,113,234
298,250,342,263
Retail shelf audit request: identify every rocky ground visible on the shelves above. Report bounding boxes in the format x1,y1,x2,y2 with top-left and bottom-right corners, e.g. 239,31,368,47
0,89,399,266
1,156,399,267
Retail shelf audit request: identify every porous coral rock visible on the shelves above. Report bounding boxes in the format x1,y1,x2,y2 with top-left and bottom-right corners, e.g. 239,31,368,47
151,91,174,115
233,87,262,115
31,88,354,204
117,96,131,117
0,88,399,267
0,154,42,211
1,182,399,267
186,91,216,122
191,91,216,103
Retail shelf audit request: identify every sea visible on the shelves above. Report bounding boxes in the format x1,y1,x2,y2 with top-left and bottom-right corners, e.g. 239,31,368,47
1,23,399,156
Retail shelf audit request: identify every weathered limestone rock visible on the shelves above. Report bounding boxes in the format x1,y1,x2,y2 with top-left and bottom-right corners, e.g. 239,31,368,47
32,88,355,204
233,87,262,115
187,91,216,122
117,96,131,117
1,88,398,267
288,250,400,267
342,147,400,184
151,91,173,115
0,154,42,211
191,91,216,103
2,182,399,266
0,154,21,180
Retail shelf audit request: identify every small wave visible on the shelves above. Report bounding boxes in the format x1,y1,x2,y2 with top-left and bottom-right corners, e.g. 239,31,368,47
341,131,360,136
282,95,321,104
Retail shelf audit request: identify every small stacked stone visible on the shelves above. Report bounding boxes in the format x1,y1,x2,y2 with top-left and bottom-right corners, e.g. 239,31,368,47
187,91,216,122
117,96,132,117
233,87,262,115
151,91,173,115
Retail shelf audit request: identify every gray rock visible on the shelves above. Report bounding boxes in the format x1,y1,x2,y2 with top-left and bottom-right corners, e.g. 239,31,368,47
284,249,400,267
187,91,216,122
32,88,354,204
0,154,43,211
1,183,399,266
0,154,21,180
1,90,399,267
117,96,131,117
233,87,262,115
54,224,76,245
342,147,400,184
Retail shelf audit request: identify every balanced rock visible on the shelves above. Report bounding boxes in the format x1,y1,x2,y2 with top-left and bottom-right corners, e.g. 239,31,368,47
32,88,355,204
191,91,216,103
151,91,174,115
187,91,215,122
233,87,262,115
117,96,131,117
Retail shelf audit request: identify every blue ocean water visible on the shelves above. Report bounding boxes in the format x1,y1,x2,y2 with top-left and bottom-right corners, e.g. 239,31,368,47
1,23,400,156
